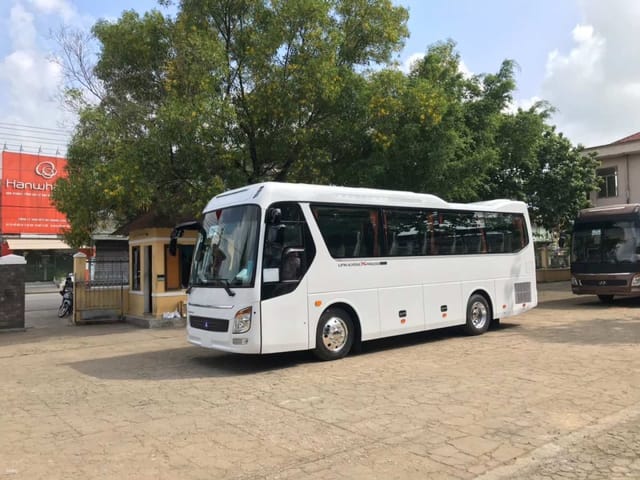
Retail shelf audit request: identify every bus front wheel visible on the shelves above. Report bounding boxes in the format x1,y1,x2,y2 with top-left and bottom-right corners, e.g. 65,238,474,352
313,308,354,361
465,294,491,336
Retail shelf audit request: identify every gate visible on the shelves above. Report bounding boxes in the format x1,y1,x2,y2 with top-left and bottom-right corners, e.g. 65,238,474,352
73,257,129,324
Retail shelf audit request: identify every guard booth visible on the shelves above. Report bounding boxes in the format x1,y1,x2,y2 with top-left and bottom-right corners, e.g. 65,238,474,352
117,212,197,327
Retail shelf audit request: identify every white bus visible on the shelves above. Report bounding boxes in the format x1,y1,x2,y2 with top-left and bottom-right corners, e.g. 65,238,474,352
171,182,537,360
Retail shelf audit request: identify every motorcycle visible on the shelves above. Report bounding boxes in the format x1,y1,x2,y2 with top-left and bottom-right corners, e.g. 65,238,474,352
58,278,74,318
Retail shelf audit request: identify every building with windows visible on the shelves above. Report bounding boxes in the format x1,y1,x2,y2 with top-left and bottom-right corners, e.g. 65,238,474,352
584,132,640,206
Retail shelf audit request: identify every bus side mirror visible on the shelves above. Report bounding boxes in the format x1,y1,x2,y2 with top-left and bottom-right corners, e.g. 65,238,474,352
169,228,183,256
266,208,282,225
169,220,204,256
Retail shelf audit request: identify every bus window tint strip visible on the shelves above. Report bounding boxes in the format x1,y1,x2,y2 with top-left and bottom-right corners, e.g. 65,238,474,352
311,205,528,258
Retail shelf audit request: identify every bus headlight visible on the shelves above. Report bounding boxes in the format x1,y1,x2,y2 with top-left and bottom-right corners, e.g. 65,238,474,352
571,276,581,286
233,307,252,334
631,275,640,287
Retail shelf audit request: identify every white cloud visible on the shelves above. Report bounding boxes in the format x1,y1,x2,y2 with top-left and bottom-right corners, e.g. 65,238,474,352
399,51,473,79
0,0,77,155
28,0,75,22
541,0,640,146
505,95,543,115
400,52,423,73
9,3,37,50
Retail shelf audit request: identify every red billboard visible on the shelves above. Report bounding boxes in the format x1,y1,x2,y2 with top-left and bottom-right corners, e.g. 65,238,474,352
1,151,70,234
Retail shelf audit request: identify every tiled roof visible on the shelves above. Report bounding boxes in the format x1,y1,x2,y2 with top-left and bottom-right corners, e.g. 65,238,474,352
113,210,196,235
613,131,640,144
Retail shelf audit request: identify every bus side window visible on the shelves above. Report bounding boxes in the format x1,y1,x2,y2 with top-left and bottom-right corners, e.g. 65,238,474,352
263,202,315,284
312,206,381,259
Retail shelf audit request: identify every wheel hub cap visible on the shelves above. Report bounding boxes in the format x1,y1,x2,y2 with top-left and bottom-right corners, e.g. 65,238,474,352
471,302,488,328
322,317,348,352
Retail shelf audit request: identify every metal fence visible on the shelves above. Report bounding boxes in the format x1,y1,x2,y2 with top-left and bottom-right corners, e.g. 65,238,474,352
74,258,129,322
88,257,129,285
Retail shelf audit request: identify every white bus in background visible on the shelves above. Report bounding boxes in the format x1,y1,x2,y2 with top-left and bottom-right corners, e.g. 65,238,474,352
171,182,537,361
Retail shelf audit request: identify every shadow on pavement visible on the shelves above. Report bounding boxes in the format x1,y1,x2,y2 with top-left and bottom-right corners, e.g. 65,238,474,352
520,316,640,346
64,322,518,381
66,347,314,380
0,322,135,348
537,295,640,311
358,321,518,356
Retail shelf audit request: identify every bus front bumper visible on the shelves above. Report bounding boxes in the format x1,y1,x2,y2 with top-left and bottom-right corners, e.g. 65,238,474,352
187,323,261,354
571,272,640,296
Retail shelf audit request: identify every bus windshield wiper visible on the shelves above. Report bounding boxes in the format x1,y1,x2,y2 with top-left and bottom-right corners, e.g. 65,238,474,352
216,278,236,297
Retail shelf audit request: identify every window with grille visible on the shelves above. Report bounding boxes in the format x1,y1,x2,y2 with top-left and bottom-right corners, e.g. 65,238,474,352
597,167,618,198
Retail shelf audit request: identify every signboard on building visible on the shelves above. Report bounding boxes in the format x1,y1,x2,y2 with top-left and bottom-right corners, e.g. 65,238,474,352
0,151,70,234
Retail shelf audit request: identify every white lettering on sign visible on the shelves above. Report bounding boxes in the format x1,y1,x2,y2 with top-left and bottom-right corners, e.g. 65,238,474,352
5,179,54,191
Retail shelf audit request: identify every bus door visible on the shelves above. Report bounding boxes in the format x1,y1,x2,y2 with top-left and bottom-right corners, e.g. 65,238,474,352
260,203,317,353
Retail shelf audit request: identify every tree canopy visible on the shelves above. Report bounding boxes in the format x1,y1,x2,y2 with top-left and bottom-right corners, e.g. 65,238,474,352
52,1,600,247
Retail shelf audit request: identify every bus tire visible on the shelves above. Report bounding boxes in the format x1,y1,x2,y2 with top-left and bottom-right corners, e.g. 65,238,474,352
597,294,614,304
313,308,354,361
464,294,491,336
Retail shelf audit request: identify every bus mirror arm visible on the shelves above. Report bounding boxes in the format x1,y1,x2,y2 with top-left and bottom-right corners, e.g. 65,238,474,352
170,221,204,256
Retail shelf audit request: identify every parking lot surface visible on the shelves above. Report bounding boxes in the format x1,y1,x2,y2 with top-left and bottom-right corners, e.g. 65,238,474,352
1,282,640,479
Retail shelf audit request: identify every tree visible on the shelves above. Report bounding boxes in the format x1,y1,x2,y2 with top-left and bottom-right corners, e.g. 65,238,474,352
334,40,517,202
53,8,598,248
53,1,409,246
487,104,600,237
527,128,600,238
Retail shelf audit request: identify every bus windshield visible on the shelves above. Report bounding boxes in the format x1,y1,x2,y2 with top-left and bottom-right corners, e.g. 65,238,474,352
572,221,640,264
191,205,260,288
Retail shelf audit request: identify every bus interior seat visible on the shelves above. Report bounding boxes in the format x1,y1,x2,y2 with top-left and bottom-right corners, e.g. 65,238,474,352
389,232,399,255
352,231,362,257
344,231,358,257
436,233,454,255
327,233,345,258
464,233,483,254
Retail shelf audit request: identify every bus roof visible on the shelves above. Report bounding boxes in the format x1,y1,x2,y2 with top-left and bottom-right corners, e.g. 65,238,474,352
577,204,640,222
204,182,527,213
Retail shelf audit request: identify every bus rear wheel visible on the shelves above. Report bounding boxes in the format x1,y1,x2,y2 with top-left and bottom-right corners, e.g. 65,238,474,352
313,308,354,361
464,294,491,336
597,294,614,304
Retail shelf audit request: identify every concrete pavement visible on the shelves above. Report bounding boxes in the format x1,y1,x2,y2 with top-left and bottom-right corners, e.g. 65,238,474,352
1,282,639,479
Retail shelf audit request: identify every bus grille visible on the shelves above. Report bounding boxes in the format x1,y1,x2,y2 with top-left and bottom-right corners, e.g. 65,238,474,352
190,316,229,332
514,282,532,304
580,279,627,287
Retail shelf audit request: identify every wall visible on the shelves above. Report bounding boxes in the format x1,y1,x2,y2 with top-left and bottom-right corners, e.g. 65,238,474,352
0,255,26,330
628,153,640,203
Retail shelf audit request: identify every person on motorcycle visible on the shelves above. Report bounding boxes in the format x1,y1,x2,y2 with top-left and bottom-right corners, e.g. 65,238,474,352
58,275,74,318
60,275,73,295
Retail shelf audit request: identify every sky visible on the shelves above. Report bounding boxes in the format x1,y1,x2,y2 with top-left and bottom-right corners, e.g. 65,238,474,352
1,0,639,156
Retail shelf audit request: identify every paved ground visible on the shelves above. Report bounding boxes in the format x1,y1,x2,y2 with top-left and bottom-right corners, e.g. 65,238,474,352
25,290,69,329
1,282,640,479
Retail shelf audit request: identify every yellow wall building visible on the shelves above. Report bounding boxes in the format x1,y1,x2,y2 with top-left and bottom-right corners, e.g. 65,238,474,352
126,226,197,326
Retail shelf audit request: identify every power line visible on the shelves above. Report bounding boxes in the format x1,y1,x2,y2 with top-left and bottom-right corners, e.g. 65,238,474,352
0,126,70,140
0,122,73,135
0,132,70,144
